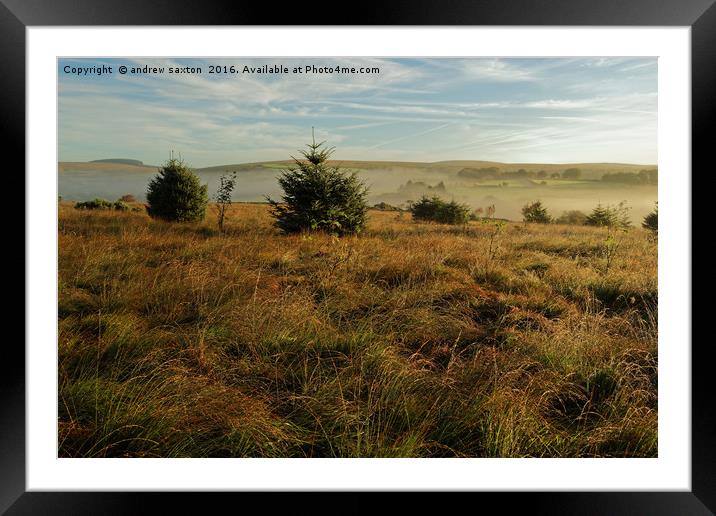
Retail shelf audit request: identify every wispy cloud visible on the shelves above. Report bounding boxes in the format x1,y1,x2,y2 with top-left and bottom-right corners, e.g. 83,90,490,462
58,57,657,165
371,122,455,148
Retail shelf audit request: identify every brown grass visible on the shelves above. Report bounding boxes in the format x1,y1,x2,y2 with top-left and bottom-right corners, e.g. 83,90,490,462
58,202,657,457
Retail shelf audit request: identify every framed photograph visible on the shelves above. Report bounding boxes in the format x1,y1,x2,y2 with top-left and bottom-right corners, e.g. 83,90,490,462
6,0,711,513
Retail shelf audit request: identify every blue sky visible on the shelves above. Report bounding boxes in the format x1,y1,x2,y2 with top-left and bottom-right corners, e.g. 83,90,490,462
58,57,657,167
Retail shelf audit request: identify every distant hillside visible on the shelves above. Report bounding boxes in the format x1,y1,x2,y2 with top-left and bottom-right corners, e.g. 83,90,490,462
90,158,146,166
60,159,657,179
430,160,653,174
198,160,435,173
59,161,158,173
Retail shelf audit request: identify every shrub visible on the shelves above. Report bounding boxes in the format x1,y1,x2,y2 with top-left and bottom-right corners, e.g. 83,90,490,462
75,198,132,211
642,203,658,235
556,210,588,225
267,134,368,235
585,201,631,229
214,171,237,232
373,202,399,211
74,198,114,210
146,158,208,222
409,196,470,225
584,202,632,274
521,201,551,223
119,194,137,202
469,207,484,221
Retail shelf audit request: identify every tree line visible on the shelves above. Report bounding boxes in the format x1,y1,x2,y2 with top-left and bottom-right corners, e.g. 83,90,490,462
458,166,657,184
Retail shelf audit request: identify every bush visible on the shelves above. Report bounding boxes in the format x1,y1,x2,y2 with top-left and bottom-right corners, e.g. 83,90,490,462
556,210,587,225
119,194,137,202
74,198,114,210
214,171,237,232
642,203,658,235
521,201,551,223
409,196,470,225
373,202,399,211
75,198,132,211
267,135,368,235
146,158,208,222
585,201,631,229
469,207,484,221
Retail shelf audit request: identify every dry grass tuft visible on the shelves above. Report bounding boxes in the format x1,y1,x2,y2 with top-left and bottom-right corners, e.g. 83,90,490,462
58,202,657,457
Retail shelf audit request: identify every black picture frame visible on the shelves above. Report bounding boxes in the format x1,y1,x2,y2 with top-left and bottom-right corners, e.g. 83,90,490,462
4,1,711,513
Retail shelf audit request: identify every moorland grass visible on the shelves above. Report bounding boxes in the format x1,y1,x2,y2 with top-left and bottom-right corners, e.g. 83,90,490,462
58,202,657,457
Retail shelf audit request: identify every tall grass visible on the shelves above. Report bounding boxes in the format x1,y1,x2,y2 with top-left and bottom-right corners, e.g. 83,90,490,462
58,202,657,457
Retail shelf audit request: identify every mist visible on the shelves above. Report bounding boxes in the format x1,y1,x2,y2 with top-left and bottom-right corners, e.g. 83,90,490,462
58,165,657,224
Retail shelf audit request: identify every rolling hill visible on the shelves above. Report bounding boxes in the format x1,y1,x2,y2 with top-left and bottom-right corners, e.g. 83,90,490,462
60,159,655,178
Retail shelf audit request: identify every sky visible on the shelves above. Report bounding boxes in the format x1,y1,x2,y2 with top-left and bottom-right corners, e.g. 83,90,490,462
58,57,657,167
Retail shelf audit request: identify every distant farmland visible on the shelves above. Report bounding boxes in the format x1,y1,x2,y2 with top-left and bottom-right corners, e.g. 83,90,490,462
59,159,657,222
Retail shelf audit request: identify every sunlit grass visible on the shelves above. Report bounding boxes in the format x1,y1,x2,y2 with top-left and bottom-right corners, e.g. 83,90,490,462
58,202,657,457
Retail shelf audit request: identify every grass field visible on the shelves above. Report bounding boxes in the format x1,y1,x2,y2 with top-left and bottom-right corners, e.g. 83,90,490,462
58,202,657,458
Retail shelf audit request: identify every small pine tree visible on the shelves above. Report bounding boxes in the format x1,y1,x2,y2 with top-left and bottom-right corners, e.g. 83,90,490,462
214,171,237,232
585,201,631,229
146,157,208,222
642,202,658,235
615,201,632,229
585,203,617,227
267,132,368,235
521,200,551,223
